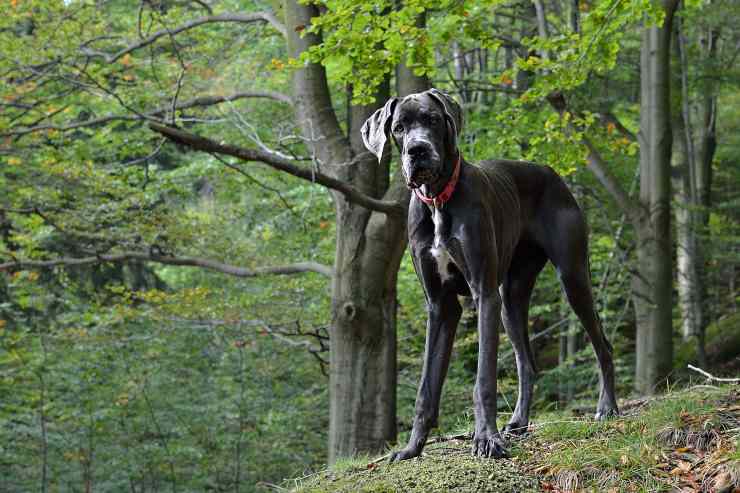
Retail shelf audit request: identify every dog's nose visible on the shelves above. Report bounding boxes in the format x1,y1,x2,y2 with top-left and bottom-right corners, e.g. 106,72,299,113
407,143,429,160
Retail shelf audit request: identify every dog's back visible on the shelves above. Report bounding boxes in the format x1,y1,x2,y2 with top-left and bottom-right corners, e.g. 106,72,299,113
474,159,583,270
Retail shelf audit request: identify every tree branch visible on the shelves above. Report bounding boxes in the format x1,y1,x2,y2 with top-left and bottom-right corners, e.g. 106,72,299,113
547,92,643,224
82,12,286,63
149,123,406,217
687,364,740,383
3,90,292,138
0,253,333,278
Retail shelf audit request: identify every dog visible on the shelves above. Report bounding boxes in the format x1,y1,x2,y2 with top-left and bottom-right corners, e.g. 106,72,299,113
361,88,619,461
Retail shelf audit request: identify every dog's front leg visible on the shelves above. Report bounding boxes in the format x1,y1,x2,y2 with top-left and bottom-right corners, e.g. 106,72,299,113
471,290,509,458
390,289,461,462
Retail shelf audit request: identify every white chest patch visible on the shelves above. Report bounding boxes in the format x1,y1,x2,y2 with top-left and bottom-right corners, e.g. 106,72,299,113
430,208,455,283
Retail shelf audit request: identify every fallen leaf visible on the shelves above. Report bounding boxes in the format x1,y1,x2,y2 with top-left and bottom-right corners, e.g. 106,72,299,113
713,471,732,491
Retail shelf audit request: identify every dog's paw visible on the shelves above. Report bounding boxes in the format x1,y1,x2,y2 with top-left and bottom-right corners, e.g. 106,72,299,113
594,405,619,421
388,447,421,463
502,420,529,437
471,431,509,459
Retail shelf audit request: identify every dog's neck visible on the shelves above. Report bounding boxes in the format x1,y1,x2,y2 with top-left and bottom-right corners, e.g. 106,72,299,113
417,150,462,207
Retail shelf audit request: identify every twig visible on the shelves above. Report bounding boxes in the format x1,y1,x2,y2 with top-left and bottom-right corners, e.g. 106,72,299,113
687,365,740,383
370,432,471,464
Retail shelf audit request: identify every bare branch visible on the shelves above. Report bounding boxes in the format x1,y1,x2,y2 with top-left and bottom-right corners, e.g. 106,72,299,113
177,90,292,107
149,123,406,217
580,139,642,223
0,253,333,278
82,12,286,63
688,365,740,383
3,90,292,138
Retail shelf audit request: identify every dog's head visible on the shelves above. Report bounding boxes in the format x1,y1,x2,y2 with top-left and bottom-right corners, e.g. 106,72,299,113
361,88,462,189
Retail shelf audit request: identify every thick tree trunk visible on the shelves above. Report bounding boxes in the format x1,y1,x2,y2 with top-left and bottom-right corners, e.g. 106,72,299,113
328,79,408,461
328,196,407,461
283,0,427,461
633,2,678,394
284,0,398,461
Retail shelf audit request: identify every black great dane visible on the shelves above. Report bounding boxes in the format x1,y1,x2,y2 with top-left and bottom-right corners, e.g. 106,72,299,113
361,89,619,462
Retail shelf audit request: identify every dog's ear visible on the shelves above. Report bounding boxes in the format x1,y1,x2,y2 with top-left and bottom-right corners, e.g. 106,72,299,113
427,88,463,147
361,97,398,162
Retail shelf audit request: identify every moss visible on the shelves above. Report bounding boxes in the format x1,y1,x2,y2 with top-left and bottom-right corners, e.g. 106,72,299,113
292,440,539,493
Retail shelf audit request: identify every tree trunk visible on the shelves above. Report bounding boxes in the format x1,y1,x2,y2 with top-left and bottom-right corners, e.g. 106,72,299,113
328,193,407,461
283,0,427,461
670,19,706,369
690,25,719,360
633,1,678,394
672,107,703,344
669,13,718,366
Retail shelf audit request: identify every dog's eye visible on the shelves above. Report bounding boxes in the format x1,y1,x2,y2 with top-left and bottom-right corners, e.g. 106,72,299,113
392,123,404,133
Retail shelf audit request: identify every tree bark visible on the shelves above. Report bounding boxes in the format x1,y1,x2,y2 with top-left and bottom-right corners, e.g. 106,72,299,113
282,0,426,462
328,181,408,461
633,0,679,394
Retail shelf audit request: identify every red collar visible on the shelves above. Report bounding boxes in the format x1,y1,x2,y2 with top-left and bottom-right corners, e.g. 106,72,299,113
413,154,462,208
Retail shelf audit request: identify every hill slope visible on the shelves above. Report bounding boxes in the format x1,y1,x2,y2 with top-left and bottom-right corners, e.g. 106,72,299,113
291,385,740,492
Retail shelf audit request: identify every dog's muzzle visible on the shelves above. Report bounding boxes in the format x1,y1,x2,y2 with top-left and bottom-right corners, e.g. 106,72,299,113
403,140,440,188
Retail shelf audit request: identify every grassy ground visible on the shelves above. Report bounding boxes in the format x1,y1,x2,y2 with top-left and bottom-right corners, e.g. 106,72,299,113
289,385,739,492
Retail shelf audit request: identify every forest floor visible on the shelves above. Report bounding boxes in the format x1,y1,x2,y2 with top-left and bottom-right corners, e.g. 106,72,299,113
288,384,740,492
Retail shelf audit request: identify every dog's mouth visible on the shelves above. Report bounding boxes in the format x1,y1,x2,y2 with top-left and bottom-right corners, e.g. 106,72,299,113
406,167,439,189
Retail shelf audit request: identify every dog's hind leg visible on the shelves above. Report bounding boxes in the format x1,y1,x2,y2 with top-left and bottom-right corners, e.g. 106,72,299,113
500,244,547,436
547,208,619,420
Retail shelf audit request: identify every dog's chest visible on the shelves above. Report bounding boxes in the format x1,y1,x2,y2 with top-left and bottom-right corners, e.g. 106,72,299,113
429,208,456,283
